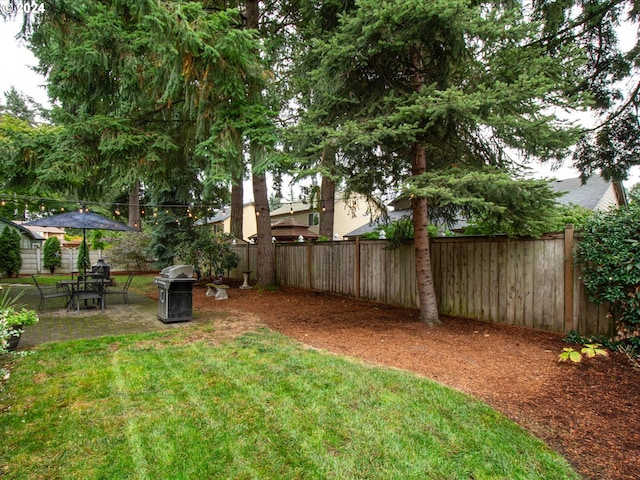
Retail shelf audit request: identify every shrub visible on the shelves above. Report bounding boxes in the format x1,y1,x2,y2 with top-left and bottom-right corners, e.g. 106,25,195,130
43,237,62,274
576,202,640,358
104,231,154,272
175,231,239,280
0,226,22,277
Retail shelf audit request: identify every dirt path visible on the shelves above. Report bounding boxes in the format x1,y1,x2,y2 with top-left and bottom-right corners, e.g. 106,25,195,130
189,283,639,480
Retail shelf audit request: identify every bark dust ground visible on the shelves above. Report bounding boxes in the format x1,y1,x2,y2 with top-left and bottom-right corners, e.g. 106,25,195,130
189,281,639,480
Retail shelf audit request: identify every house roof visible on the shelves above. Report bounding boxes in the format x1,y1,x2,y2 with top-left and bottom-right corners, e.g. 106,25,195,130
344,210,407,238
270,201,312,216
196,203,257,226
249,216,320,242
548,176,626,209
13,220,65,236
195,209,231,226
0,217,44,240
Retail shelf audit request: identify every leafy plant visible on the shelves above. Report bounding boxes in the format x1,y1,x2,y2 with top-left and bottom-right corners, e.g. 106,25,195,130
558,347,583,363
1,285,38,377
576,201,640,361
0,286,23,311
0,286,39,328
558,344,609,363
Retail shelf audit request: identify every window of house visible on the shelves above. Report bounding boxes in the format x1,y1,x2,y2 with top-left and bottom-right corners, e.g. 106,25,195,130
308,212,319,226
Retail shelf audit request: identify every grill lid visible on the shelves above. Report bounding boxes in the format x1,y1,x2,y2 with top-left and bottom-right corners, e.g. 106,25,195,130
160,265,194,279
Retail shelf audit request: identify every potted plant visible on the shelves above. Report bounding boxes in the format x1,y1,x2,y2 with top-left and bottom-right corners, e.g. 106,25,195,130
0,287,39,352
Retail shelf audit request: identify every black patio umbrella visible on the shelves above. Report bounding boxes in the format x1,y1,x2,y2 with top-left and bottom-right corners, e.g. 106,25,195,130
24,209,136,274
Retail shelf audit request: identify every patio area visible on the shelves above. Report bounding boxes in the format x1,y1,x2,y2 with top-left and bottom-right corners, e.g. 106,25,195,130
8,285,195,349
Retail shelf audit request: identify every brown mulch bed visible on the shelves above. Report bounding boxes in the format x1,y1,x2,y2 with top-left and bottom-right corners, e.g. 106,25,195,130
191,281,639,480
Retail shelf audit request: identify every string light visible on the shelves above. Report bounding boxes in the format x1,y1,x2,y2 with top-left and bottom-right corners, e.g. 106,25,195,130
0,193,320,226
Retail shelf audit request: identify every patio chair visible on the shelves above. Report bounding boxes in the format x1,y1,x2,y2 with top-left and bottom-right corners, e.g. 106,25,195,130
73,277,104,311
104,273,134,305
32,274,70,312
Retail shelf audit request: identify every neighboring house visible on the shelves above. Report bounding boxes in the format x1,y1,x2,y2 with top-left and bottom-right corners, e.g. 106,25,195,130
345,175,627,238
343,209,408,240
198,203,257,242
0,217,45,249
13,221,66,242
270,192,374,240
548,176,627,209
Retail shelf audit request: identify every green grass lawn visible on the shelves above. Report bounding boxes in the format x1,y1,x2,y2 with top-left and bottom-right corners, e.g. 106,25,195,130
0,322,579,479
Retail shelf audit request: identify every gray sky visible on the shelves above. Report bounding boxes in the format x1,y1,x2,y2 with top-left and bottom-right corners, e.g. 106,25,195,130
0,17,49,107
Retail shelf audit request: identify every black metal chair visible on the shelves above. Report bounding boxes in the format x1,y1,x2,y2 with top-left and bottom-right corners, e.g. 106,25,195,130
73,277,104,311
32,274,70,311
104,273,134,305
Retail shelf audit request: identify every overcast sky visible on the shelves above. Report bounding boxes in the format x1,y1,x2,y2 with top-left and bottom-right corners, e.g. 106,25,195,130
0,18,49,107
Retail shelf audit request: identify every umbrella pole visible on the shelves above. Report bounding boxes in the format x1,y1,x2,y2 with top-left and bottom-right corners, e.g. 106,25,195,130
83,228,88,276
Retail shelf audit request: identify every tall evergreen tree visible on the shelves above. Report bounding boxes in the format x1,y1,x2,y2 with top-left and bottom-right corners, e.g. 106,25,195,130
306,0,587,324
11,1,274,264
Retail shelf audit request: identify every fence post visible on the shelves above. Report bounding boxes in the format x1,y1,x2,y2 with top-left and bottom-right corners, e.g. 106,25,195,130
307,241,313,289
35,246,42,274
355,237,361,298
564,224,575,332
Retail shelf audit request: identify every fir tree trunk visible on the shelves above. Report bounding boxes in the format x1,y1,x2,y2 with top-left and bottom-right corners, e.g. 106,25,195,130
319,149,336,238
252,169,275,285
412,143,440,325
246,0,275,286
128,180,141,230
231,179,244,240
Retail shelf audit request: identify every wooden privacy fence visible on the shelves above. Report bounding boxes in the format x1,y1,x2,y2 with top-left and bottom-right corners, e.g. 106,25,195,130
231,226,610,337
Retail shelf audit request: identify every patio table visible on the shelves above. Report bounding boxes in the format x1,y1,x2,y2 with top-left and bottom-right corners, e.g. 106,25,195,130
60,278,108,311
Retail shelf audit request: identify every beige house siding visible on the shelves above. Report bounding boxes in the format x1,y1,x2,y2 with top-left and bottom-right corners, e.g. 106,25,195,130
594,184,619,211
241,204,257,241
331,196,371,239
202,203,257,242
271,193,373,240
